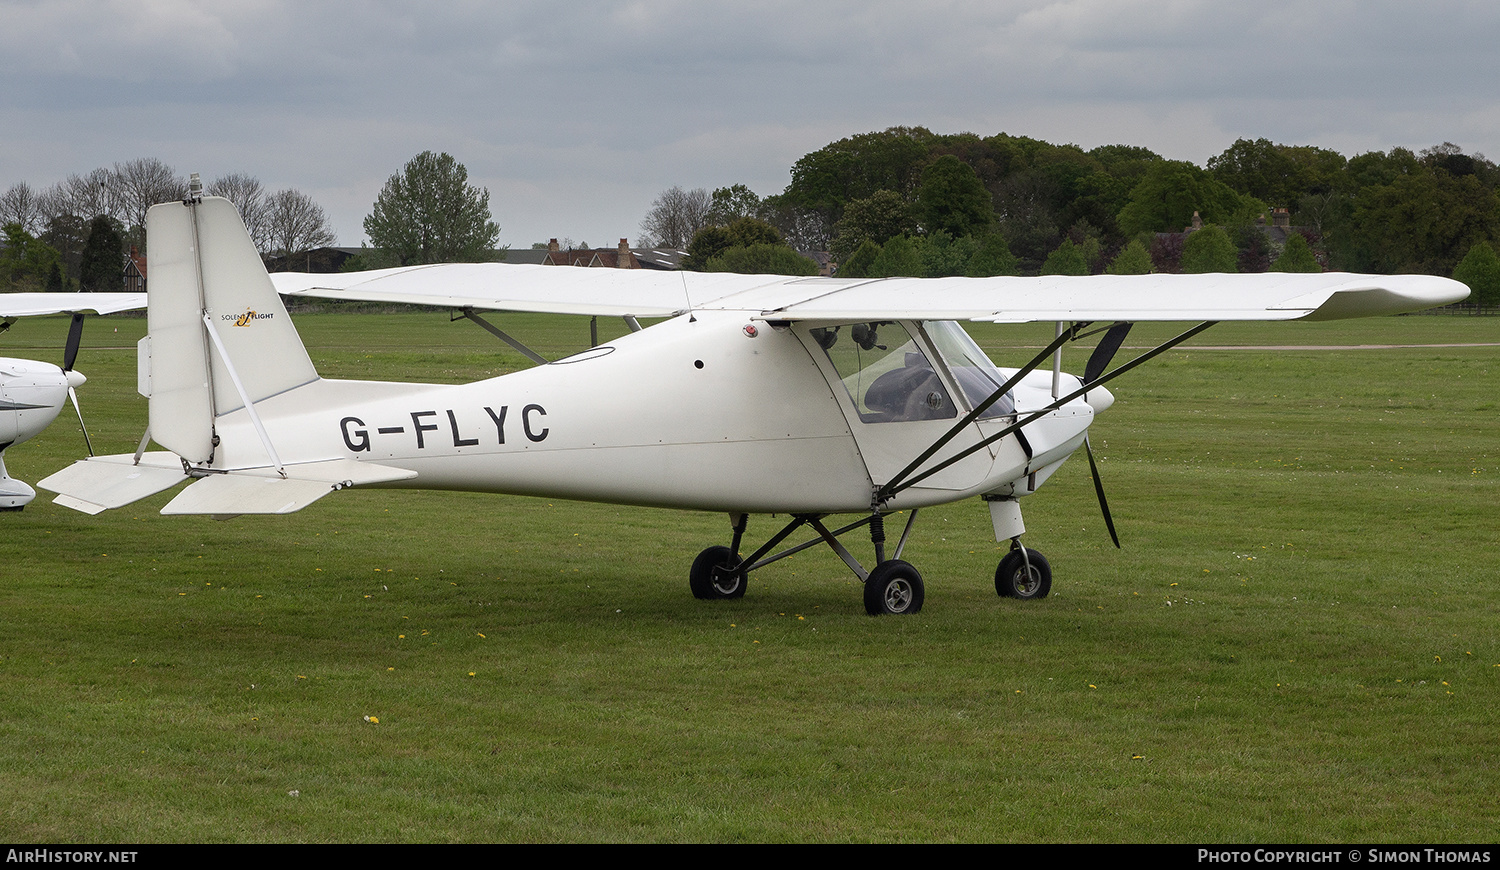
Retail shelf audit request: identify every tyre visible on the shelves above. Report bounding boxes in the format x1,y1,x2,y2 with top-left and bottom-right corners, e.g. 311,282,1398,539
689,546,746,600
864,560,925,615
994,548,1050,600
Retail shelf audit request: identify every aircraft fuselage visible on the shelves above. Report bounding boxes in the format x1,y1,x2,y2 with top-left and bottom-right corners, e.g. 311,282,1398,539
208,311,1098,514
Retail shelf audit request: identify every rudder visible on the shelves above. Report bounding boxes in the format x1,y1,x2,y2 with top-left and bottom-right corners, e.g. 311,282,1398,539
143,195,317,465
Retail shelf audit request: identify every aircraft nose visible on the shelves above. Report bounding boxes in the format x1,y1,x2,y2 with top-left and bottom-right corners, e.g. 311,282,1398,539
1084,383,1114,414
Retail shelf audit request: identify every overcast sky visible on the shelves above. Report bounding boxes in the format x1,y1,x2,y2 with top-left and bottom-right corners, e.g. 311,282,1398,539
4,0,1499,249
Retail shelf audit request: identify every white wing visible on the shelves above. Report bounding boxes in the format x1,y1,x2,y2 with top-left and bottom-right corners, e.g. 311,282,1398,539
270,265,1467,323
0,292,148,317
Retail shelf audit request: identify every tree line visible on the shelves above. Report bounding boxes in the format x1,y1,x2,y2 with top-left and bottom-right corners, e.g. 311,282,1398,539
638,128,1500,305
1,159,336,292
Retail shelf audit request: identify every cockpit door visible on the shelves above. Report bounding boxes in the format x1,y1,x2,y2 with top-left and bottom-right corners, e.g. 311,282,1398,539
795,320,997,493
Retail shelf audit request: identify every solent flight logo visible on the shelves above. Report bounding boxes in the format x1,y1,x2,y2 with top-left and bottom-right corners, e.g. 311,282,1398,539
224,309,275,327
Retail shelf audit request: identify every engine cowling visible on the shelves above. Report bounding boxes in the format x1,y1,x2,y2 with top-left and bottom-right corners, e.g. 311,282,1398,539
1,358,77,509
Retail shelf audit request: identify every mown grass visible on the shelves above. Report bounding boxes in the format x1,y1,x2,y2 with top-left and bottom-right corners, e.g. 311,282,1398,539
0,311,1496,842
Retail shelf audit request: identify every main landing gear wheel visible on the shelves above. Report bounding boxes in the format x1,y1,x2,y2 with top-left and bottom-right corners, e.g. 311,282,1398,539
995,548,1051,600
690,545,746,600
864,560,925,615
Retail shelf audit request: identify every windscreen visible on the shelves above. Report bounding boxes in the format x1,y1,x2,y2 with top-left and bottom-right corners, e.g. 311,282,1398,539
809,322,957,423
922,320,1014,419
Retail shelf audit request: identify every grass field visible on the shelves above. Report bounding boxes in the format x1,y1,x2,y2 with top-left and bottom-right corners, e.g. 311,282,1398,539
0,310,1496,842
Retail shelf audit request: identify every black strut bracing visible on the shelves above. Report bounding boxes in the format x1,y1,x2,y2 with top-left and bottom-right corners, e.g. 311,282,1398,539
731,509,922,580
878,320,1217,500
879,323,1088,497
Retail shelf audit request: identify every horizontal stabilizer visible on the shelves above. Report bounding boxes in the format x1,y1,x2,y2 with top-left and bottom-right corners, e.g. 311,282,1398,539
160,458,416,516
41,454,415,516
162,474,340,516
40,452,188,513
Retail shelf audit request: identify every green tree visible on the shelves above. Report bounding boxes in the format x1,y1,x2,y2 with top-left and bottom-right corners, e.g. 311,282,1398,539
916,155,995,238
705,243,819,276
1117,161,1249,237
1180,226,1238,273
1106,238,1153,274
0,223,64,292
1269,232,1320,273
705,184,762,226
1335,170,1499,274
1040,239,1088,275
964,233,1021,277
683,217,785,271
837,239,881,278
758,192,830,251
917,231,980,278
79,215,125,291
1452,240,1500,308
784,127,935,223
1209,138,1300,205
829,190,914,264
42,213,89,286
1231,223,1274,273
364,151,500,266
868,235,924,277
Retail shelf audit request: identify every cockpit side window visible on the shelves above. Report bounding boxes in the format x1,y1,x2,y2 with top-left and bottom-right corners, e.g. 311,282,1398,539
809,322,957,423
921,320,1015,419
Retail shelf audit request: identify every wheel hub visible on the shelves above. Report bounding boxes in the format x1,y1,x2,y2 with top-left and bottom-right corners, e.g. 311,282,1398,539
711,566,742,596
884,578,913,612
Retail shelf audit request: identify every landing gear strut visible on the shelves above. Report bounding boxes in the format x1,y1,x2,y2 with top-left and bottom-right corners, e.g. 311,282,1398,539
688,509,924,615
689,513,748,599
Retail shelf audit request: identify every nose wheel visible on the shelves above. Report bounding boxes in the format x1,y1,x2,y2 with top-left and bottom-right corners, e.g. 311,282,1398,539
995,546,1051,599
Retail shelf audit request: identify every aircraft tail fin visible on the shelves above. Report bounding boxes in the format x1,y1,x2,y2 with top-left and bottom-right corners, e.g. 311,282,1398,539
141,195,318,465
41,196,424,516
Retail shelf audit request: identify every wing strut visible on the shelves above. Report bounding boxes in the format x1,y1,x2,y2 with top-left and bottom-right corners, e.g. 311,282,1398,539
879,320,1217,500
457,308,548,365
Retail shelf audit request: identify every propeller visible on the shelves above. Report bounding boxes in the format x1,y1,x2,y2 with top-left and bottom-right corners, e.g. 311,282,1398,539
61,312,94,456
1082,322,1132,549
1084,322,1133,385
1084,435,1119,548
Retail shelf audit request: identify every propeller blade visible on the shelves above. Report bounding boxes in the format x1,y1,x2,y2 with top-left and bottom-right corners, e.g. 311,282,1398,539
1084,322,1133,385
1084,434,1119,548
63,312,86,372
67,384,95,457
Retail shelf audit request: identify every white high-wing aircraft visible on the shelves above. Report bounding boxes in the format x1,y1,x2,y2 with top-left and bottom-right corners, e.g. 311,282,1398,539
0,293,147,508
39,195,1468,614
